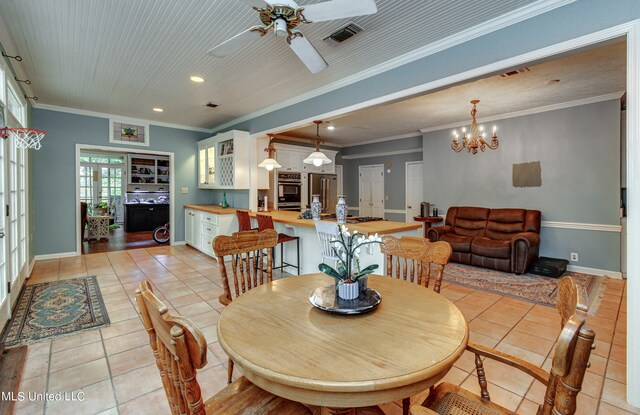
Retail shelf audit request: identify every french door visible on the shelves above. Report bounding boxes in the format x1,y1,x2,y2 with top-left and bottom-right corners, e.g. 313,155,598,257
80,163,125,223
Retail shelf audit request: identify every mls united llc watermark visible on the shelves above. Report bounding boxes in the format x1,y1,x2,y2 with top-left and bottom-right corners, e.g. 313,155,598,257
1,391,85,402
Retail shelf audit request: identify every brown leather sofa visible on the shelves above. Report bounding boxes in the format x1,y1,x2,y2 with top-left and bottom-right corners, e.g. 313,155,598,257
427,206,541,274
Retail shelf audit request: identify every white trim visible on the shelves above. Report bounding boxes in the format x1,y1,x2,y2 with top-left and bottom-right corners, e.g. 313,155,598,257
28,257,36,277
341,148,423,160
419,92,626,134
566,265,622,279
172,241,186,246
109,118,150,147
405,161,424,220
541,221,622,233
209,0,575,135
34,103,211,133
384,209,406,215
335,165,344,196
35,252,78,260
349,207,360,211
74,144,176,256
625,20,640,407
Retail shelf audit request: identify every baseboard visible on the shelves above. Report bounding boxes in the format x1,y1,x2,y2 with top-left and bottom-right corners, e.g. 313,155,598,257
172,241,186,246
567,264,622,279
34,251,79,261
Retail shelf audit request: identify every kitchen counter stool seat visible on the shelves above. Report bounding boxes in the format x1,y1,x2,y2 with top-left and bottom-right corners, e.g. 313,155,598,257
256,214,300,275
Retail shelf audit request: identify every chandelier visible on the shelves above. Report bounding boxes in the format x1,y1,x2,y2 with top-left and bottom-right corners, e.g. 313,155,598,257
303,120,331,167
451,100,498,155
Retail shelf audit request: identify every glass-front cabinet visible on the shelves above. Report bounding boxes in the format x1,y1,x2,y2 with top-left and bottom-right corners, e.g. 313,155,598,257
197,130,250,189
128,154,170,185
198,142,216,188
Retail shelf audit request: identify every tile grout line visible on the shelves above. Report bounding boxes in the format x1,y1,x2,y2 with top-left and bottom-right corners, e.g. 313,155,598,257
99,328,122,415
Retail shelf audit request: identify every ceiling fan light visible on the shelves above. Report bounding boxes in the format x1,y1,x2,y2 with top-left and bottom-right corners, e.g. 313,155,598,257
258,157,282,171
303,151,331,166
274,18,288,37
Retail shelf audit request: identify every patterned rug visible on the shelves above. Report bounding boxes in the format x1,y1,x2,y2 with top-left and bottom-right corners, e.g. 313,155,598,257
443,263,605,311
1,276,110,348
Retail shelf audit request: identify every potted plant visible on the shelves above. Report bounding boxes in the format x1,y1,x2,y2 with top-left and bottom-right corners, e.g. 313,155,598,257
94,202,109,216
318,225,383,300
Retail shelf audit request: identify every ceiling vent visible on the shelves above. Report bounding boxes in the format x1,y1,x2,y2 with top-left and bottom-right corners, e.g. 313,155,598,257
206,102,219,108
323,22,364,46
499,67,531,78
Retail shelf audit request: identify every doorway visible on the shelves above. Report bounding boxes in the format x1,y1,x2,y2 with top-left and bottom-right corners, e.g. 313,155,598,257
405,161,424,221
76,146,174,254
359,165,384,217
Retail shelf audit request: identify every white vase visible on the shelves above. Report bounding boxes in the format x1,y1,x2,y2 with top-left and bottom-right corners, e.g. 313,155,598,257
311,194,322,220
337,281,359,300
336,195,348,224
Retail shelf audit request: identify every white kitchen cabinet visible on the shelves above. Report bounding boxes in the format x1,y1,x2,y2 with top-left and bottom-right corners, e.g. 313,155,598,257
198,130,251,189
274,143,337,174
185,209,202,249
276,148,305,172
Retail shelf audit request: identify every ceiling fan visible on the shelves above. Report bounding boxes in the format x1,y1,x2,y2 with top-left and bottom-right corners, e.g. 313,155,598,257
207,0,377,74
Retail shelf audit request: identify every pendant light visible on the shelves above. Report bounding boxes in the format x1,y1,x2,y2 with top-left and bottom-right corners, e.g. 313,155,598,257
258,134,282,171
303,120,332,167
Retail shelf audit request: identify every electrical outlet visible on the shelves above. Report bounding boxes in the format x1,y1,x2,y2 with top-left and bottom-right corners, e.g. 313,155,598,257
181,187,188,194
570,252,579,262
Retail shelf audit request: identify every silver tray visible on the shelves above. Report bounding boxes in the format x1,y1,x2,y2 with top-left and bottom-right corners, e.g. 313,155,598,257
309,285,382,315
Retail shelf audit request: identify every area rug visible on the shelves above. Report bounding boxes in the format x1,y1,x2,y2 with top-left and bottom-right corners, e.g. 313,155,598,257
0,276,110,348
443,263,605,312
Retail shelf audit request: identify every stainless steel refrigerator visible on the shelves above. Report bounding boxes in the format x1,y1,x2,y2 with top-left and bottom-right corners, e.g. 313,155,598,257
308,173,338,214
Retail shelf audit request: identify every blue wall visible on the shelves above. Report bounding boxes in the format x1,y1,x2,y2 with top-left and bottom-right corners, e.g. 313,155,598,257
422,100,621,271
32,109,211,256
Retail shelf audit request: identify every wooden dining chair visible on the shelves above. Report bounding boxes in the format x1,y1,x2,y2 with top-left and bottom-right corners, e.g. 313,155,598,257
135,281,311,415
212,228,278,383
381,235,452,293
409,276,595,415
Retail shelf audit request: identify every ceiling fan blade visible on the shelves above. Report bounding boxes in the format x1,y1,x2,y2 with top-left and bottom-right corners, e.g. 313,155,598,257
207,26,265,58
301,0,377,23
289,33,328,74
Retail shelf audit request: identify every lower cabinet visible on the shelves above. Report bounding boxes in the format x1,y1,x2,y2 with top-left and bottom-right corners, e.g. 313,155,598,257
125,204,169,232
184,208,237,258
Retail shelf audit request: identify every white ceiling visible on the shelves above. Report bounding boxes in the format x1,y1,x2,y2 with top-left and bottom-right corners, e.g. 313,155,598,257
0,0,548,129
281,40,627,146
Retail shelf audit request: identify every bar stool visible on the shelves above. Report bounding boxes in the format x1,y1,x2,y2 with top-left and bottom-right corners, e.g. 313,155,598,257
236,210,257,232
256,214,300,276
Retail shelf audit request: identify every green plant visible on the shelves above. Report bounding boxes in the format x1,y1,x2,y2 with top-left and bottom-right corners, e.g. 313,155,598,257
318,225,383,283
96,202,109,209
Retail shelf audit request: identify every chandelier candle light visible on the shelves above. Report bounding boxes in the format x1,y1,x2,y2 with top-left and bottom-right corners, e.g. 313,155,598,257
303,120,332,167
258,133,282,171
451,100,499,155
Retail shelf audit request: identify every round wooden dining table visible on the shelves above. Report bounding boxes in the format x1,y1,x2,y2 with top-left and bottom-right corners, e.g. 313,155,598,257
217,273,469,415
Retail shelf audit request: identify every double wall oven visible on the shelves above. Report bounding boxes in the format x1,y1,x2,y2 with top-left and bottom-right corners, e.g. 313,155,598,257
277,172,302,211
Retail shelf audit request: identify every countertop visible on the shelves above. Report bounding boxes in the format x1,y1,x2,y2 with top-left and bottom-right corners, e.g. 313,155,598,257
184,205,421,235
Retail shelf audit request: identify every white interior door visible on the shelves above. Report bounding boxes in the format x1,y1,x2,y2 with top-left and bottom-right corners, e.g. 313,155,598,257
406,161,424,221
359,165,384,217
100,165,124,223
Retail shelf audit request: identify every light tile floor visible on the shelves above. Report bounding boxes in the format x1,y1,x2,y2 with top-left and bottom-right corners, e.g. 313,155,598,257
13,246,635,415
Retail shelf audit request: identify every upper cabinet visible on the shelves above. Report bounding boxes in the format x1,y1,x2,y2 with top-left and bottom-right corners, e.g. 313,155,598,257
128,154,170,185
274,144,337,174
198,130,250,189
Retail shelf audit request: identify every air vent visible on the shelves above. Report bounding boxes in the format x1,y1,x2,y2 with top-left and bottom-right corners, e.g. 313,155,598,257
323,22,364,46
206,102,218,108
499,67,531,78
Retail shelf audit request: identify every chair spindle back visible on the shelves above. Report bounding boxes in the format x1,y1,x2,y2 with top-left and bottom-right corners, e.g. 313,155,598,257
381,236,452,293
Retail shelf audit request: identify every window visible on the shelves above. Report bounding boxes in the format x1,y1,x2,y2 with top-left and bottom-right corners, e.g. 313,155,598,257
6,82,25,127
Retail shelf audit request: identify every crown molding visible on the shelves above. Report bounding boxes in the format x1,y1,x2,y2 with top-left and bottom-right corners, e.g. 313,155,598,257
33,103,211,133
541,221,622,233
209,0,576,135
420,92,626,134
342,132,423,148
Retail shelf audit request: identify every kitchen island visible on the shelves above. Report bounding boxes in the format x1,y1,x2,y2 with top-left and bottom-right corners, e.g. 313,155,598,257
184,206,421,274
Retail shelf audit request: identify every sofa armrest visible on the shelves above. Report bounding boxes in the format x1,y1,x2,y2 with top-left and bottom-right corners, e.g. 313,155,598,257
427,225,453,242
511,232,541,274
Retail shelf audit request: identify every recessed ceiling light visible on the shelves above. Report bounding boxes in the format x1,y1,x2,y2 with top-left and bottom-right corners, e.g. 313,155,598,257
190,76,205,83
153,107,164,112
327,125,335,130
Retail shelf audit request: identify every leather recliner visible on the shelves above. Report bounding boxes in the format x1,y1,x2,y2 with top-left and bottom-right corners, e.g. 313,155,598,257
427,206,541,275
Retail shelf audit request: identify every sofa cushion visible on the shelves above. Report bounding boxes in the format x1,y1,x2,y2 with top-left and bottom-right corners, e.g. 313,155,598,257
486,208,527,241
471,237,511,259
452,207,490,237
440,233,474,253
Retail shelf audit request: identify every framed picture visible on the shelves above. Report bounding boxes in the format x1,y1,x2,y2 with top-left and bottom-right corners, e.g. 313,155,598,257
109,119,150,147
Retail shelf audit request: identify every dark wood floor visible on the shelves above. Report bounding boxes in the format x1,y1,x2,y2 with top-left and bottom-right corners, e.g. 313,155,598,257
81,226,161,254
